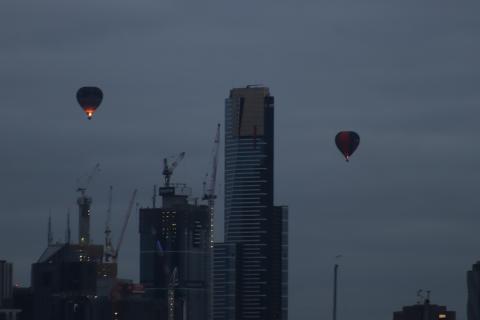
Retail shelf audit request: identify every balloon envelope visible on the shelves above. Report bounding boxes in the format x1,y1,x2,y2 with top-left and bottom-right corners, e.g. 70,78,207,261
76,87,103,120
335,131,360,161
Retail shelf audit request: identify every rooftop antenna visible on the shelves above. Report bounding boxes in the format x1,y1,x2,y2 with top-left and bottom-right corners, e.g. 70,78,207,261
152,185,157,208
47,211,53,246
417,290,425,304
333,255,342,320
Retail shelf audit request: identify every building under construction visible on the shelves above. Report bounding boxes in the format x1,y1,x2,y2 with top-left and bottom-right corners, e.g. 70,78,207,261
30,165,145,320
139,153,212,320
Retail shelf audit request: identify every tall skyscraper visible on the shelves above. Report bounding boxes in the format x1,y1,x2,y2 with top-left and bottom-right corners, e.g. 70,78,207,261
467,261,480,320
139,185,211,320
218,86,288,320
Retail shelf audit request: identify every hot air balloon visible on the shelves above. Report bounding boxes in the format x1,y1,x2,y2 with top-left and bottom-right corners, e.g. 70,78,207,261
76,87,103,120
335,131,360,162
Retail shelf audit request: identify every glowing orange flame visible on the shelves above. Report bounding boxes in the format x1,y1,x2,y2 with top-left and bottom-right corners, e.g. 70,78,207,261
84,107,96,120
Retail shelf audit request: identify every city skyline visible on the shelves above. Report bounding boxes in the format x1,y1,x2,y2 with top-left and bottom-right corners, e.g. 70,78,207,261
1,1,480,319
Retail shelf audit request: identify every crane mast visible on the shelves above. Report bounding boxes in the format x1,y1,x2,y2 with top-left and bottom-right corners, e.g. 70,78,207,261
203,124,221,247
48,213,53,246
163,152,186,187
66,209,71,244
105,186,114,262
77,163,101,196
76,163,100,245
112,189,137,262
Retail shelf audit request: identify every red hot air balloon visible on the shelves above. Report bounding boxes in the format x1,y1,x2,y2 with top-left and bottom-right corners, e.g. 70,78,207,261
335,131,360,162
76,87,103,120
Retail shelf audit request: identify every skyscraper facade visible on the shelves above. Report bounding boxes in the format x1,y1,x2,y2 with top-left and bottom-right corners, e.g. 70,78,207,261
467,261,480,320
213,242,241,320
221,86,288,320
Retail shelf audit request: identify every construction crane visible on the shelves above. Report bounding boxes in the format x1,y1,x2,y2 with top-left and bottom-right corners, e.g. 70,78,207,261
76,163,100,245
47,212,53,246
66,209,71,244
110,189,137,262
163,152,185,187
203,124,221,248
76,163,101,196
104,186,114,262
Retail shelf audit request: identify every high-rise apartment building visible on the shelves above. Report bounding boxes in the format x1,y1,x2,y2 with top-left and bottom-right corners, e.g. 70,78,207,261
217,86,288,320
139,186,211,320
467,261,480,320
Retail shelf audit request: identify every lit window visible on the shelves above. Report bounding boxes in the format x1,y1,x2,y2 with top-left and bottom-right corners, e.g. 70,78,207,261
439,314,447,319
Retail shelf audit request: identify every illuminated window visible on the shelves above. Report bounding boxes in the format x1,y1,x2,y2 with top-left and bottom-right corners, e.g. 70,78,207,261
439,314,447,319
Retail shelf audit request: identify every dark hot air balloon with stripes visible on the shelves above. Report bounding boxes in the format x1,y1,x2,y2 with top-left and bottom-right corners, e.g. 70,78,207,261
76,87,103,120
335,131,360,162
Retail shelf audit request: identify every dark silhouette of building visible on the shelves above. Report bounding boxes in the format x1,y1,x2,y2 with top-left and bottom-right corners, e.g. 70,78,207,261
216,86,288,320
139,184,211,320
12,287,33,320
30,192,118,320
393,296,455,320
0,260,13,308
31,244,103,320
467,261,480,320
0,309,21,320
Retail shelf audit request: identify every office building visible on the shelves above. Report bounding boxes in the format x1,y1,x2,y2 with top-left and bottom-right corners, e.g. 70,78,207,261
221,86,288,320
139,184,211,320
0,261,13,308
467,261,480,320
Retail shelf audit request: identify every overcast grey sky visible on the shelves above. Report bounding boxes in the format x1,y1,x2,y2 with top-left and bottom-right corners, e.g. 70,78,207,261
1,0,480,319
